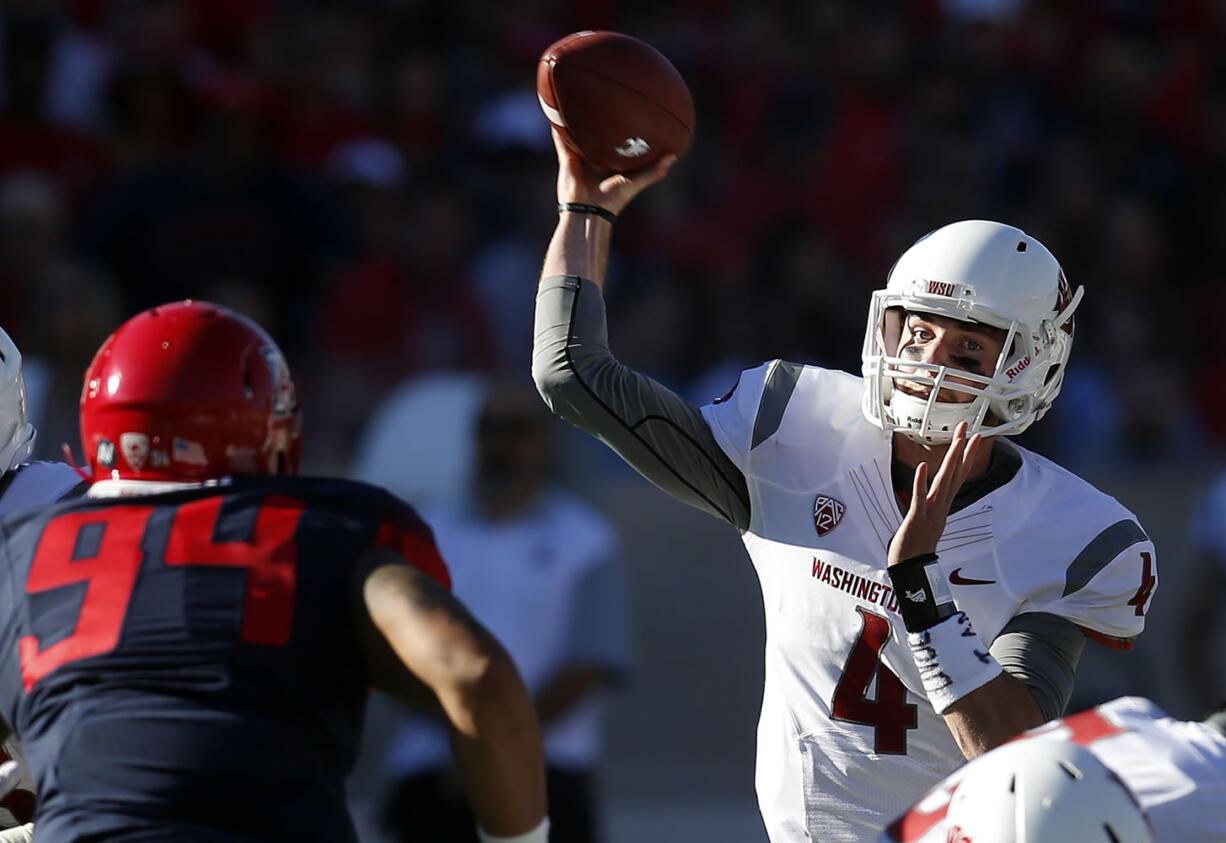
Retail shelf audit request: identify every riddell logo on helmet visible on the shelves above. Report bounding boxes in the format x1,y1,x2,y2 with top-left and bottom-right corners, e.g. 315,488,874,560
926,281,956,297
1005,355,1032,380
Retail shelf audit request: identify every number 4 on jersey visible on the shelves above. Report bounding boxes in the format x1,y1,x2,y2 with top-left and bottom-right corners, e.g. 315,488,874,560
1126,551,1155,617
831,607,918,754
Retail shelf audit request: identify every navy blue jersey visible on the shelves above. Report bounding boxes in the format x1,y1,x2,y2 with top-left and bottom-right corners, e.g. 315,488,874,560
0,476,449,842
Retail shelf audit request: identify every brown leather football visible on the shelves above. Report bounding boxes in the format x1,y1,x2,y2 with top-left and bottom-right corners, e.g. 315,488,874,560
537,30,695,173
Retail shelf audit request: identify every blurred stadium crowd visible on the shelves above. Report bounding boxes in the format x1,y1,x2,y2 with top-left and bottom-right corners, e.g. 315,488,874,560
4,0,1225,476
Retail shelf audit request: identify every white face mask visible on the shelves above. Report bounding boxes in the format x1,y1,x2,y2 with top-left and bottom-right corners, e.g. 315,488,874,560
0,326,35,473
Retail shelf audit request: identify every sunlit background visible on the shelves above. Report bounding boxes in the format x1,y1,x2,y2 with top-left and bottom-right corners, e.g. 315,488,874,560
5,1,1226,840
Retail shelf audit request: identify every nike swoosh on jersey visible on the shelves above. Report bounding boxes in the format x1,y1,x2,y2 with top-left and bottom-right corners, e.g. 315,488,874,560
948,568,996,585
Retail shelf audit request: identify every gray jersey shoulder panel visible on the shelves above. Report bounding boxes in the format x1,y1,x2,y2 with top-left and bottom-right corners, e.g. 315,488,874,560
1062,518,1148,597
751,360,804,450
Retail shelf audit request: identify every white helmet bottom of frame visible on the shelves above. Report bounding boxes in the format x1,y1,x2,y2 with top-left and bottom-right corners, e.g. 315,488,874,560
945,739,1153,843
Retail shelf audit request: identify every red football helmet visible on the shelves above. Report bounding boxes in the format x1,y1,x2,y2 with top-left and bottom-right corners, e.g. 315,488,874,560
80,301,301,483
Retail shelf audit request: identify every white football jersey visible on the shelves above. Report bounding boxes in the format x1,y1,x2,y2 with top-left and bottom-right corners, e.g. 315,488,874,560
700,362,1155,843
0,461,85,827
882,696,1226,842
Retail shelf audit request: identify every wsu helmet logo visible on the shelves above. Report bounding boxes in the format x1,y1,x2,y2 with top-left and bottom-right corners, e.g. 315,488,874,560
813,494,846,536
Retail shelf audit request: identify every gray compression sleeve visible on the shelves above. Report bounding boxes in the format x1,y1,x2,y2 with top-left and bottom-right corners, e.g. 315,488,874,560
989,612,1086,722
532,275,751,529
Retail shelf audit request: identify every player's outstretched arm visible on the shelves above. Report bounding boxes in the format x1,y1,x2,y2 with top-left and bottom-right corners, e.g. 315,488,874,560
356,549,548,840
532,128,752,529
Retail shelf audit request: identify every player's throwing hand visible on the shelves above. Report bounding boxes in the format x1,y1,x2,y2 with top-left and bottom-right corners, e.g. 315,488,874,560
888,421,984,566
552,127,676,218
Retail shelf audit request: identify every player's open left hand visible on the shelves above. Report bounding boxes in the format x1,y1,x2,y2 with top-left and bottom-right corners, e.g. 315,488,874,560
552,127,676,217
888,421,984,566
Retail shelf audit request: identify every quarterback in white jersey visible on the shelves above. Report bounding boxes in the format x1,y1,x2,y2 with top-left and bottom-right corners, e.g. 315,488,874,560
883,696,1226,842
699,362,1150,838
533,134,1156,841
0,325,87,841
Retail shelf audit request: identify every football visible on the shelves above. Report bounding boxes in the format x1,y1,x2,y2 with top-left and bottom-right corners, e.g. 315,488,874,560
537,30,695,173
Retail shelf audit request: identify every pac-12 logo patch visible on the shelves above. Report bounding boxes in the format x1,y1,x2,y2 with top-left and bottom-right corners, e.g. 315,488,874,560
813,494,846,536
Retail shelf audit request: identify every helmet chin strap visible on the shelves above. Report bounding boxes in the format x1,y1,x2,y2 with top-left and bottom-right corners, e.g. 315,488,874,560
887,390,987,444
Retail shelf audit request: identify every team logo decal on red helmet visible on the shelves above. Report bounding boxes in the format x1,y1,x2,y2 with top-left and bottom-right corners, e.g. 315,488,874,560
96,438,116,468
120,432,150,471
172,437,208,466
813,494,846,536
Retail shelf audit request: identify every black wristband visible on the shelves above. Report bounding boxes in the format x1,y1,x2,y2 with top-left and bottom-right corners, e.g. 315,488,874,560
887,552,957,633
558,202,617,225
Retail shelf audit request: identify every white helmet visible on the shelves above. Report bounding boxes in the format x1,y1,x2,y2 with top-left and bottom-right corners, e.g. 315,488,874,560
945,739,1153,843
861,220,1083,443
0,326,35,473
